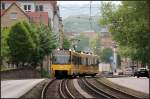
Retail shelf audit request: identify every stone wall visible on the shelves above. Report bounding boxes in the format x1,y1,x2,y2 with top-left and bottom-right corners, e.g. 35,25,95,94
1,68,41,80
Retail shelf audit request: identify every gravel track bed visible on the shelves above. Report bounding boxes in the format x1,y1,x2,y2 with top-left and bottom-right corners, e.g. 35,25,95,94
67,79,84,98
45,79,61,98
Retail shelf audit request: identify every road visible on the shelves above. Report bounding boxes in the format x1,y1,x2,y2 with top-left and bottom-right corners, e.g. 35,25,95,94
1,79,44,98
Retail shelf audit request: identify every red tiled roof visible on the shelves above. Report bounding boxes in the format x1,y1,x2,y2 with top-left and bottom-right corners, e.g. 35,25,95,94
26,12,49,26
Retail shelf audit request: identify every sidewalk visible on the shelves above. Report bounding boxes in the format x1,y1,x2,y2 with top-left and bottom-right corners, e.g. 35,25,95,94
106,77,149,94
1,79,45,98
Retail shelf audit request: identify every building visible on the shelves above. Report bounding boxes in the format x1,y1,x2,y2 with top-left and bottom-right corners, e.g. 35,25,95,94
1,0,61,33
1,3,29,28
53,5,60,34
100,27,113,50
82,30,97,38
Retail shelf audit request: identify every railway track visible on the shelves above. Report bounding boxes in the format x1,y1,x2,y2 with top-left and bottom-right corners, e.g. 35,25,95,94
42,79,83,98
41,77,144,99
81,77,141,99
78,77,114,98
59,79,75,98
95,78,145,99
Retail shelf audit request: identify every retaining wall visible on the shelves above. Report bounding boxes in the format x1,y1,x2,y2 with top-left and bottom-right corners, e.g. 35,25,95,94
1,68,41,80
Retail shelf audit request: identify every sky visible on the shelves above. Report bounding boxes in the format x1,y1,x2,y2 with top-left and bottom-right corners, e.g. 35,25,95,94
58,1,121,19
58,1,121,6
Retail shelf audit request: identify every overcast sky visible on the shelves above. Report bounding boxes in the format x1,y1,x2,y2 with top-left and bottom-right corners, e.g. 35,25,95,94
58,1,121,19
58,1,121,6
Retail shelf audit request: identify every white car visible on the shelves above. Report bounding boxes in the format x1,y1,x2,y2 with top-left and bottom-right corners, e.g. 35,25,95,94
124,68,133,76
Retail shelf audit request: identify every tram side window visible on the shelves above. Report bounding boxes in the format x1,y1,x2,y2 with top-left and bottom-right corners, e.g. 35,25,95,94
81,57,84,65
86,57,88,66
72,55,75,64
78,57,81,65
72,55,77,65
74,56,77,65
76,56,79,65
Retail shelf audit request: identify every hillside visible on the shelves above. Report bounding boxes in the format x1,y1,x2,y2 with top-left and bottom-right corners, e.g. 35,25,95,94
63,15,101,33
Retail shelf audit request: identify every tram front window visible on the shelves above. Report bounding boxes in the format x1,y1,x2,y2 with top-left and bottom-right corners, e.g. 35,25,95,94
53,55,70,64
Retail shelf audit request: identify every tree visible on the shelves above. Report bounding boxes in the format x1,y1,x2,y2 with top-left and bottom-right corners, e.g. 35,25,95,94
22,21,40,68
62,36,71,50
36,24,57,77
99,1,150,66
100,48,113,63
7,22,35,67
37,24,57,65
76,33,89,51
1,28,10,65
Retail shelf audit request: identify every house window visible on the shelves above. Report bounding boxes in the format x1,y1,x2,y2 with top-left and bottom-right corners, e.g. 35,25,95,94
24,5,27,10
0,3,5,9
39,5,43,11
24,5,31,11
10,12,17,19
28,5,31,10
35,5,43,11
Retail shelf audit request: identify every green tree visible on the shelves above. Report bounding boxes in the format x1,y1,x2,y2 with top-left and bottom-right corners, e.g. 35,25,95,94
99,1,150,66
37,24,57,65
36,24,57,77
7,22,35,67
1,28,10,65
100,48,113,63
76,33,89,51
22,21,40,68
62,36,71,50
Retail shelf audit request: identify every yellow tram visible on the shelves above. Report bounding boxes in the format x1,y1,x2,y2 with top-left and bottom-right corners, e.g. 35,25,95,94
51,49,99,78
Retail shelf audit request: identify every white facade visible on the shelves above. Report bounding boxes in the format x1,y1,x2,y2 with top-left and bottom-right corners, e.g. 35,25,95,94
18,1,35,12
53,6,60,34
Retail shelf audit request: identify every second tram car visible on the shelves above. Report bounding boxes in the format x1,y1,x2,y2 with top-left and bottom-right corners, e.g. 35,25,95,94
51,49,99,78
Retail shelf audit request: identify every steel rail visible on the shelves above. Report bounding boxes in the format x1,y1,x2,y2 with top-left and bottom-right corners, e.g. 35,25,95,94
95,78,141,99
41,78,56,99
81,78,114,98
59,79,75,98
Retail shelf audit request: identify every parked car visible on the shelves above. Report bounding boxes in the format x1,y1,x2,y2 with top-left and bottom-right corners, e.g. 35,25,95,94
124,68,133,76
134,68,149,78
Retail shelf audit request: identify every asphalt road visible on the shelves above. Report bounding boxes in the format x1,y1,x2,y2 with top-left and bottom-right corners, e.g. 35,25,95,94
1,79,44,98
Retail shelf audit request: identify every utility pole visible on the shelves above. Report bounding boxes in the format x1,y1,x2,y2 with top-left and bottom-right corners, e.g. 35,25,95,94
112,42,118,74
